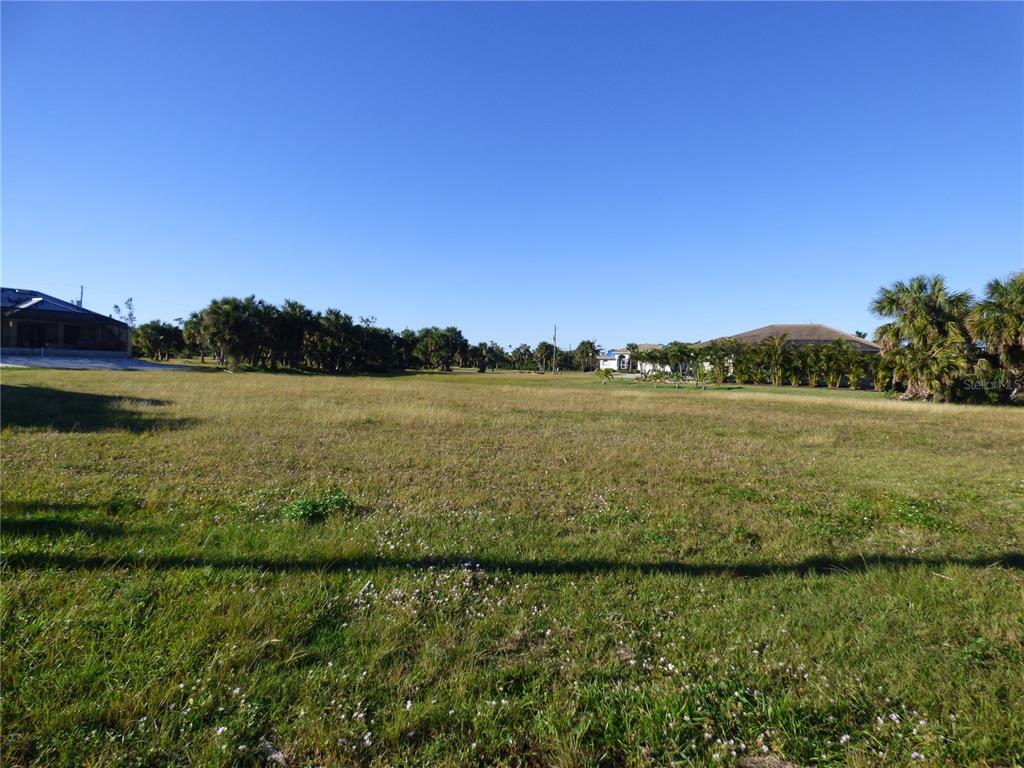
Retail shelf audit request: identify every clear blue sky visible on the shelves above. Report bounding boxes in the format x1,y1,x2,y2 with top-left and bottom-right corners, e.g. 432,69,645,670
3,1,1021,349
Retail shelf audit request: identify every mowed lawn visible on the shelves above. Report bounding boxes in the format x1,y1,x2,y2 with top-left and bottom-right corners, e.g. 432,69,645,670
1,369,1022,768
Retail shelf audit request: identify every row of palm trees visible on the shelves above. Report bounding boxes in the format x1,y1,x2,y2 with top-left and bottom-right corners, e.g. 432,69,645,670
627,337,875,389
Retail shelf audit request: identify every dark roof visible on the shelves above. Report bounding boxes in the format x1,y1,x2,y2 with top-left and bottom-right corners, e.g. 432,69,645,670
704,323,880,353
0,287,129,327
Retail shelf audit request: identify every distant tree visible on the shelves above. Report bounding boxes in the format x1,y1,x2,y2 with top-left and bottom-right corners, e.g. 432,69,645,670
647,346,670,371
732,342,755,384
398,328,420,369
274,300,315,368
665,342,694,376
848,351,869,390
625,343,639,372
485,342,508,371
574,340,599,372
199,295,271,368
764,335,791,386
820,338,854,389
133,320,184,360
113,298,137,330
534,341,554,372
791,345,816,387
510,344,534,370
469,342,489,372
414,326,467,370
182,311,209,362
306,309,355,371
700,340,731,385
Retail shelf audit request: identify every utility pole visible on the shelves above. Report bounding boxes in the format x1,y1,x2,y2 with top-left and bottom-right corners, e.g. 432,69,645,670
78,285,84,307
552,325,557,374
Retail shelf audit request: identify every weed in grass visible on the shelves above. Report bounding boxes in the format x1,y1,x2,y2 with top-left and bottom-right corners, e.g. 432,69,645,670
280,489,356,523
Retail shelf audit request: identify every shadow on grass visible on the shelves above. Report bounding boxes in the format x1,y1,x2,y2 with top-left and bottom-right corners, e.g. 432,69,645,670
0,385,193,432
1,517,128,539
3,551,1022,578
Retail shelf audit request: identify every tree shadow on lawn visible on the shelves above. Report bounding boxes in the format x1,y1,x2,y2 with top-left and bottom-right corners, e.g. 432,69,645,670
0,384,194,432
4,551,1022,578
1,499,161,539
1,517,129,539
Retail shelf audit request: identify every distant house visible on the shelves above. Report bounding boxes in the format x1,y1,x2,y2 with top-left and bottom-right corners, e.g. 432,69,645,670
597,343,673,373
1,287,131,357
597,349,630,371
701,324,881,354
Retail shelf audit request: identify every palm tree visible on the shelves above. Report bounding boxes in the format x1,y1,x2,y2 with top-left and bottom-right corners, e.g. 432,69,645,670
763,335,791,386
820,339,854,389
574,340,599,372
847,352,869,390
510,344,533,370
665,342,694,377
625,343,639,372
182,311,209,363
792,345,820,387
732,342,754,384
700,340,731,385
967,272,1024,400
871,275,973,399
534,341,554,372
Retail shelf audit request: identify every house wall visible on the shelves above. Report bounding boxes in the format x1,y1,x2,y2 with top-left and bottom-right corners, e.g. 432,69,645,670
598,354,631,371
1,318,130,355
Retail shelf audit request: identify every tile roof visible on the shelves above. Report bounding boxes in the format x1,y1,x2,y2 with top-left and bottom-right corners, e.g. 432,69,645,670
705,323,880,352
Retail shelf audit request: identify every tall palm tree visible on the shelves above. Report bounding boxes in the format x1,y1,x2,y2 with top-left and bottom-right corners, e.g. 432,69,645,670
793,345,821,387
872,275,972,351
763,335,791,387
820,339,854,389
871,275,973,399
534,341,555,372
967,273,1024,399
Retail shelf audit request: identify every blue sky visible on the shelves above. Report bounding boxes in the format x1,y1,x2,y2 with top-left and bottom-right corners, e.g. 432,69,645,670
2,2,1021,349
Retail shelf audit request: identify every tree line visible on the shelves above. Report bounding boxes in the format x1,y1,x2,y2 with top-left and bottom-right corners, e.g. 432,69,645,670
131,270,1022,404
132,296,603,374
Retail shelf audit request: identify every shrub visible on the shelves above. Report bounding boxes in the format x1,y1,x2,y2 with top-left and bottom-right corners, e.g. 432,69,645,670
280,489,355,522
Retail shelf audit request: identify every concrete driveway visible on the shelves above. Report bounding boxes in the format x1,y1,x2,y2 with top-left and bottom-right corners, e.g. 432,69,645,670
0,355,195,371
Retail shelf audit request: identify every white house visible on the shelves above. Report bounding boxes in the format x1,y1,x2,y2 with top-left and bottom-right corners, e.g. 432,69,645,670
597,349,630,371
597,344,673,373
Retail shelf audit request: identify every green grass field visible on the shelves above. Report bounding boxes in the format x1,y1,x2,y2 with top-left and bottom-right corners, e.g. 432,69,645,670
2,369,1022,767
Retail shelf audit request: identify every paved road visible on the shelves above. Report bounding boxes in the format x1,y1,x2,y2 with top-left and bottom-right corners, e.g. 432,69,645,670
0,355,195,371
